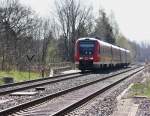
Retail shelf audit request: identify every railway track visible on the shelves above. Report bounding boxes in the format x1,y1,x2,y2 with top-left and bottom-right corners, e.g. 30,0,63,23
0,71,89,95
0,66,143,115
0,68,128,112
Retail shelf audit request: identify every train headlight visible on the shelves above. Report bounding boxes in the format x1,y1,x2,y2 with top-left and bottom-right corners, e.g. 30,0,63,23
89,57,93,60
80,57,83,60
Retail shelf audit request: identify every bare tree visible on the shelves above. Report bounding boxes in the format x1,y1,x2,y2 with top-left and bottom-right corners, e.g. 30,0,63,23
0,0,38,70
55,0,93,61
39,19,54,77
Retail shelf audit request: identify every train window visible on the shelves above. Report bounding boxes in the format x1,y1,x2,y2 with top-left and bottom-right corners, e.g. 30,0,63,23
79,41,95,56
80,44,94,47
109,48,111,56
99,46,100,54
100,45,103,54
105,47,107,56
102,46,104,54
103,47,105,55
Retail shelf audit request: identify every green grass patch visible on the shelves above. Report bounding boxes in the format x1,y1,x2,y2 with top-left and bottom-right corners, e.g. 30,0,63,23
0,70,40,84
130,81,150,97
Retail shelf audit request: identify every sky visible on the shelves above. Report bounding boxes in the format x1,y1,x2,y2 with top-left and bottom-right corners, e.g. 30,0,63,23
20,0,150,43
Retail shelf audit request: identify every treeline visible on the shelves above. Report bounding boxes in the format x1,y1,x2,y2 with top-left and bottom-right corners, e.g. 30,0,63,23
0,0,148,71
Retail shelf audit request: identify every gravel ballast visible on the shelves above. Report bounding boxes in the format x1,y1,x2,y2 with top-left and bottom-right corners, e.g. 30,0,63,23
0,68,129,111
136,100,150,116
65,68,145,116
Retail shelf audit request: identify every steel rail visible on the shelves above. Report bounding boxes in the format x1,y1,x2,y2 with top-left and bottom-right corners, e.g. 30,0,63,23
0,66,143,115
0,72,90,95
53,67,144,116
0,72,82,89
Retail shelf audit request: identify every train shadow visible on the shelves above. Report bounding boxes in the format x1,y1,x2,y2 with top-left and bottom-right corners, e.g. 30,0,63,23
93,66,131,74
80,66,132,75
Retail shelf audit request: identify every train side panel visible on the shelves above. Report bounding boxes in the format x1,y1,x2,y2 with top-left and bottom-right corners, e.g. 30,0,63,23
74,37,131,71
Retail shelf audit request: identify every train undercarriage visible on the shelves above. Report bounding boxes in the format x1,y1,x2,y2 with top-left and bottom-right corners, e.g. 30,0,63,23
77,60,130,72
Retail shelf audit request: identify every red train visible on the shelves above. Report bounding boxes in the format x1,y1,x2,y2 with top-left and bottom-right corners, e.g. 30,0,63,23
74,37,131,71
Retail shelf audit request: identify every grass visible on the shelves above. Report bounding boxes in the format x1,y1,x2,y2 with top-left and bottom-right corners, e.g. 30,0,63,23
0,70,41,84
130,80,150,97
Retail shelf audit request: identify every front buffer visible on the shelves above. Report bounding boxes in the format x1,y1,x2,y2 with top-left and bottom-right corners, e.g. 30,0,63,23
79,59,94,71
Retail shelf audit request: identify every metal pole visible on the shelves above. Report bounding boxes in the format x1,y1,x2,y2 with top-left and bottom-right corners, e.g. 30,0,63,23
29,64,30,80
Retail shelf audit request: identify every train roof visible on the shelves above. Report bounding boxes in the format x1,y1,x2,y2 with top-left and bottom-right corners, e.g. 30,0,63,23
126,50,130,53
77,37,112,47
77,37,98,41
77,37,130,52
77,37,114,48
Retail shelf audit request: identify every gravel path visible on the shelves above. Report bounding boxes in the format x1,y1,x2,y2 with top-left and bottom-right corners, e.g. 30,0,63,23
135,66,150,116
65,68,144,116
136,100,150,116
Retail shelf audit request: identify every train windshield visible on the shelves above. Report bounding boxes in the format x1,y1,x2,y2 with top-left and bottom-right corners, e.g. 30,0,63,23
79,41,95,56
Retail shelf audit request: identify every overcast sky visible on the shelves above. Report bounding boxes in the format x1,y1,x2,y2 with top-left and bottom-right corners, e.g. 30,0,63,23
20,0,150,43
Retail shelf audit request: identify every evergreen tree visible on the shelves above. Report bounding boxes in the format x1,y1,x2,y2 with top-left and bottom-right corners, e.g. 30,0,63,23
94,9,116,44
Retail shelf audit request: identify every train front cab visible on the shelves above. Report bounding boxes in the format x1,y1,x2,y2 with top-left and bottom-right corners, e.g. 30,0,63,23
79,60,93,70
75,38,100,71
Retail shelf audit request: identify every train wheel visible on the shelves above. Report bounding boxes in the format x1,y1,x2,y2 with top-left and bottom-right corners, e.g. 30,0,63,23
81,70,85,73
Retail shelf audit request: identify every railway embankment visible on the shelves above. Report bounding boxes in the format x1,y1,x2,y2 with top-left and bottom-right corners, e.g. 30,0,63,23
65,65,149,116
0,65,146,115
112,64,150,116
